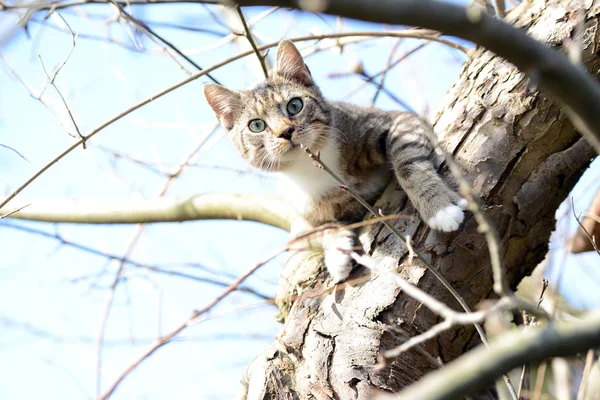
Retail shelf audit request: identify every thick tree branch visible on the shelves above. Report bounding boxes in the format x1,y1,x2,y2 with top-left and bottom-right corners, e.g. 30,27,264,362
235,0,600,153
0,194,294,231
377,309,600,400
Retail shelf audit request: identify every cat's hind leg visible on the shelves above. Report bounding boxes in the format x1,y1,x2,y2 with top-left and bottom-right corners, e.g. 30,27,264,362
321,227,358,282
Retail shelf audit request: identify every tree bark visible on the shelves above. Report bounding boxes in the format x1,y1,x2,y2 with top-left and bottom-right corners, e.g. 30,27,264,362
242,1,598,399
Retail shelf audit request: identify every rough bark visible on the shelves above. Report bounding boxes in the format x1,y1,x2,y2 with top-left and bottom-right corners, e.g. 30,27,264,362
243,1,598,399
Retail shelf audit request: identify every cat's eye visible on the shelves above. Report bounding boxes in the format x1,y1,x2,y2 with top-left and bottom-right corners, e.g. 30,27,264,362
248,119,266,133
287,98,303,115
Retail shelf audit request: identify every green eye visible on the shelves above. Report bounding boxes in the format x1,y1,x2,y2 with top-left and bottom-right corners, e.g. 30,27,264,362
248,119,266,133
287,98,303,115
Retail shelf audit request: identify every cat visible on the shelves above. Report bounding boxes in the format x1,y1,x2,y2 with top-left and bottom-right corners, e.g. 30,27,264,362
204,40,466,282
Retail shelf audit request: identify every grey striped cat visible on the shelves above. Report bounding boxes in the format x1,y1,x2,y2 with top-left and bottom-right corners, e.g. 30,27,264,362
204,40,466,282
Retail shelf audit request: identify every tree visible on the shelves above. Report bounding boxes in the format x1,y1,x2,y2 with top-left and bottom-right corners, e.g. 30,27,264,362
1,0,599,399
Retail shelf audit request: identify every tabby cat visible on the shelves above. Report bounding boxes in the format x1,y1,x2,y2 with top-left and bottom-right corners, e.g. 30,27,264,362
204,40,466,282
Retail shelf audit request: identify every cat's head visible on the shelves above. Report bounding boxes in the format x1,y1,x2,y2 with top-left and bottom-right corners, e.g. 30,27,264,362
203,40,331,171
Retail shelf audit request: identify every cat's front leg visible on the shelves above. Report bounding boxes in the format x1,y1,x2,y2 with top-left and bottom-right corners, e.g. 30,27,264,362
387,113,467,232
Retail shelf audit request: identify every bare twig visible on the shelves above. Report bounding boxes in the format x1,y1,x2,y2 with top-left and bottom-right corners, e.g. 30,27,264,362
0,204,30,219
0,55,73,134
577,349,596,400
0,143,29,161
572,198,600,257
39,54,86,146
97,145,271,178
371,38,403,107
341,40,443,111
516,364,529,400
0,221,270,299
98,247,285,400
37,14,87,146
377,309,600,400
536,279,549,309
235,4,269,78
107,0,220,80
95,124,218,396
38,13,77,98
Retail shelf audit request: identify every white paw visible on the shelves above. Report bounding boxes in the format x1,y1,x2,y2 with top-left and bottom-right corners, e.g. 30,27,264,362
324,236,354,282
457,198,468,210
427,204,465,232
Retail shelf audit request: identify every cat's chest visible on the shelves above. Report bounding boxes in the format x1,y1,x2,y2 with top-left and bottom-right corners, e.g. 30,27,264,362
277,141,343,215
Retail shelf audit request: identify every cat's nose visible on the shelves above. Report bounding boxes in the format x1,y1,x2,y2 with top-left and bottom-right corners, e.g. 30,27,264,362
278,126,295,141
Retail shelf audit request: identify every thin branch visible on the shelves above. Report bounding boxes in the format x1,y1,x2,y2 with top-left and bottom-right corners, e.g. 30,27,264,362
371,38,403,107
99,247,285,400
38,13,77,98
0,54,77,135
0,221,271,299
340,38,454,110
107,0,220,80
577,349,596,400
36,13,87,145
97,145,271,178
377,309,600,400
0,204,30,219
516,364,529,400
235,4,269,78
95,123,221,396
39,54,86,146
0,144,29,161
572,198,600,257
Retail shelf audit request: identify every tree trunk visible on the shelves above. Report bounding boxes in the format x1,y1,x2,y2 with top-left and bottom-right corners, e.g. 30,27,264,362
242,1,598,398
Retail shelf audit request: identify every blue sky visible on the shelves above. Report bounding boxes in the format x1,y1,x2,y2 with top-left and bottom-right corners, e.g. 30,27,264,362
0,3,598,400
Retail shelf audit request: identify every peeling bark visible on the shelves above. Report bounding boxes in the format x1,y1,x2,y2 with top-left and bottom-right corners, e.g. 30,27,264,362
244,1,598,399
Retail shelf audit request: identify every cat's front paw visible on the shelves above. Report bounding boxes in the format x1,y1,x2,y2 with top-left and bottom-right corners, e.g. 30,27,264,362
323,234,355,282
427,202,466,232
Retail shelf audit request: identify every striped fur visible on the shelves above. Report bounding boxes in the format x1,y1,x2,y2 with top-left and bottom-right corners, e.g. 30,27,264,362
204,40,465,281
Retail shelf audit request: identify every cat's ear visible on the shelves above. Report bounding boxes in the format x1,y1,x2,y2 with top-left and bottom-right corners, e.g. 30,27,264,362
273,40,313,86
203,83,242,130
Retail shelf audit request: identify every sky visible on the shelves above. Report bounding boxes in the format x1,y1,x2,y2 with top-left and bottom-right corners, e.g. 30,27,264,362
0,2,598,400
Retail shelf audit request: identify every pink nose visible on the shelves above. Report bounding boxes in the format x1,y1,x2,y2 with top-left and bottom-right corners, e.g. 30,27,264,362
278,126,295,140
